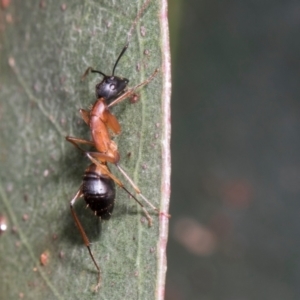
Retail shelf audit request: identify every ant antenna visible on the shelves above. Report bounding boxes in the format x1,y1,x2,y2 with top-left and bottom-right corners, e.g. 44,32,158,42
83,43,129,79
81,67,107,81
91,69,107,77
81,0,152,81
112,43,129,76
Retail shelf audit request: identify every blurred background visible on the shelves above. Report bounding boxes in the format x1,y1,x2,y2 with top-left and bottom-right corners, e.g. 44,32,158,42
166,0,300,299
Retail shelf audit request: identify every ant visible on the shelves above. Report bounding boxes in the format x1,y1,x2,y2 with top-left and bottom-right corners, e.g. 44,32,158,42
65,0,169,291
66,62,160,224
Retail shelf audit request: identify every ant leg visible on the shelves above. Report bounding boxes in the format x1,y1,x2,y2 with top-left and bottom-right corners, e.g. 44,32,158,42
67,137,120,164
92,106,121,135
121,185,153,227
105,110,121,135
107,68,159,108
115,164,170,219
70,188,101,291
86,153,170,221
85,150,119,165
79,109,90,125
86,153,153,226
66,136,95,153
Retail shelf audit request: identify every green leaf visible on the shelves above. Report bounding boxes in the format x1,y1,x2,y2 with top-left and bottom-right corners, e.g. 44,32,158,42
0,0,171,299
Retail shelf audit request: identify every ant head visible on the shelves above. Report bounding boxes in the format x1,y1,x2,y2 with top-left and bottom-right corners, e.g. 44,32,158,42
95,75,129,101
92,43,130,102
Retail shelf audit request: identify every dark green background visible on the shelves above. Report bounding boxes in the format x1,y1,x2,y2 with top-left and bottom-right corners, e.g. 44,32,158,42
167,0,300,299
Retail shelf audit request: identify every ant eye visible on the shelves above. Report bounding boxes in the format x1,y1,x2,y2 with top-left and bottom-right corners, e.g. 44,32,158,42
110,84,116,90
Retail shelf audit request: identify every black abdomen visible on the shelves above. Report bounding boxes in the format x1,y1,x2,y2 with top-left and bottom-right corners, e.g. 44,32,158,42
82,171,116,220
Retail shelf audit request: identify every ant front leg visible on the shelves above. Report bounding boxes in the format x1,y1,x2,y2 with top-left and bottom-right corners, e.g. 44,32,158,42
70,187,101,291
79,109,90,125
107,68,159,108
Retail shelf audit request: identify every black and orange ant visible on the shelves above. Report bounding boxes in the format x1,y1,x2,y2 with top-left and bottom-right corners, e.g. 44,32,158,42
66,66,160,224
65,0,170,292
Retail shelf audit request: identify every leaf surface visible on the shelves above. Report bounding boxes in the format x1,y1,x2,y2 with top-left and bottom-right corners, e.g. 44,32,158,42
0,0,171,299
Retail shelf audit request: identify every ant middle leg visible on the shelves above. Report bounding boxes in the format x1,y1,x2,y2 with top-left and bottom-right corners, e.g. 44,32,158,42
66,136,120,165
86,153,153,226
86,152,170,222
115,163,171,218
66,136,95,152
